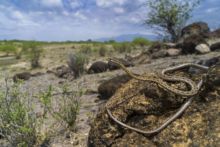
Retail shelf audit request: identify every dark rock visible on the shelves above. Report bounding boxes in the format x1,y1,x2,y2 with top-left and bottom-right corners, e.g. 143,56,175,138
181,22,210,38
148,42,170,54
189,56,220,74
108,58,134,71
13,72,31,82
177,34,207,54
125,52,151,65
98,74,131,99
88,61,108,74
198,56,220,67
151,50,168,59
210,42,220,51
31,72,44,77
54,65,75,80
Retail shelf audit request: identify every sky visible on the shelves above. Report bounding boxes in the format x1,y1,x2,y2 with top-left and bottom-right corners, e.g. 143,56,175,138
0,0,219,41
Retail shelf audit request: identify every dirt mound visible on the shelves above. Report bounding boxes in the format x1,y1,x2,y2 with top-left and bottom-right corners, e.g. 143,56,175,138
98,74,132,99
89,61,220,146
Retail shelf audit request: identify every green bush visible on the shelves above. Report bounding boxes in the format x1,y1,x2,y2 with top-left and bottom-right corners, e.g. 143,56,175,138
79,45,92,54
98,45,107,57
0,44,17,56
132,37,151,47
67,53,88,78
22,42,43,68
39,84,82,130
113,42,133,53
0,80,38,146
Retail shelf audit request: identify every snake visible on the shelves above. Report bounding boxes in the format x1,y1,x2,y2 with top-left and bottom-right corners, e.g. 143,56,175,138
108,58,208,96
106,58,209,135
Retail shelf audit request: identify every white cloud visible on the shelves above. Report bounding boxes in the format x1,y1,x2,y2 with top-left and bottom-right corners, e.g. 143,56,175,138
70,0,82,9
62,11,70,16
205,7,218,13
12,11,24,20
40,0,63,8
113,7,125,14
74,11,87,20
96,0,127,8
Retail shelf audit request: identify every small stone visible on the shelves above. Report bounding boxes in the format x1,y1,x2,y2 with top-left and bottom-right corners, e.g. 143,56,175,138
195,44,211,54
167,48,182,56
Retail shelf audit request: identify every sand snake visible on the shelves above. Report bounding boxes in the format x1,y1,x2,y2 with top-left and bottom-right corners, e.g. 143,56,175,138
106,58,209,135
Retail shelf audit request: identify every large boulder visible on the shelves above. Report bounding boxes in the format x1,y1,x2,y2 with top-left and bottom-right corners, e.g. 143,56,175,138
181,22,210,39
98,74,131,99
177,34,207,54
88,61,108,74
89,61,220,147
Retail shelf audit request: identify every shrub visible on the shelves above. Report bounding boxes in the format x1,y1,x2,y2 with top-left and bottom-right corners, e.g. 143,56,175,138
67,53,88,78
132,37,151,47
0,44,17,56
79,45,92,54
0,79,38,146
98,45,107,57
39,84,82,130
22,42,43,68
113,42,132,53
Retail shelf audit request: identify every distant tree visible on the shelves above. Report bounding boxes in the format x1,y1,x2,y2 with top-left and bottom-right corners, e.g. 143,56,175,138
145,0,200,42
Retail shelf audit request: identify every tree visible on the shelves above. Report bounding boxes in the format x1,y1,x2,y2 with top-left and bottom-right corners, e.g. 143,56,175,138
145,0,200,42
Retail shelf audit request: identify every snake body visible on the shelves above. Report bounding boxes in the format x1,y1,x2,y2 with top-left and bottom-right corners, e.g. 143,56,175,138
106,58,209,135
108,58,208,97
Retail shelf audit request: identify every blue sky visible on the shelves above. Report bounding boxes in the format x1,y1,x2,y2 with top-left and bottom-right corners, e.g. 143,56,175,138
0,0,219,41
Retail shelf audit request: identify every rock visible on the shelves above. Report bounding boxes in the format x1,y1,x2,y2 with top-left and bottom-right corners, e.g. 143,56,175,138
13,72,31,82
164,42,176,48
108,58,134,71
148,42,170,54
177,34,207,54
31,72,44,77
195,44,211,54
88,61,108,74
151,50,167,59
199,56,220,67
167,48,182,56
210,42,220,51
181,22,210,39
54,65,75,80
98,74,131,99
125,52,151,65
189,56,220,74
